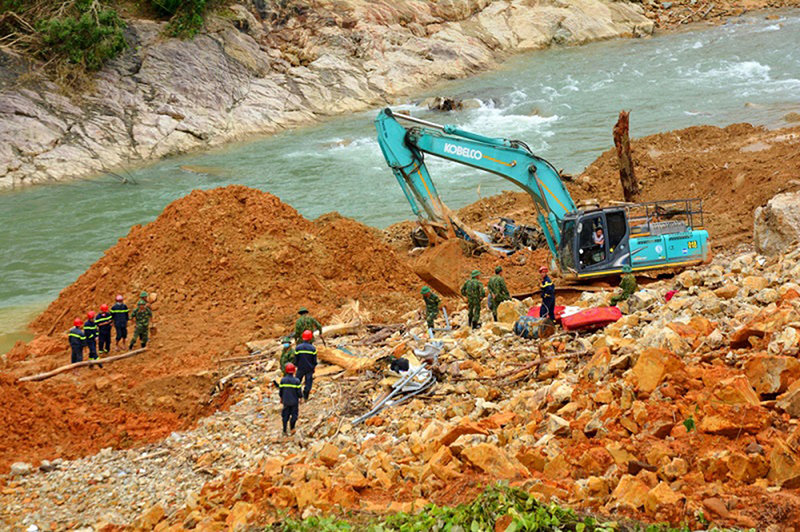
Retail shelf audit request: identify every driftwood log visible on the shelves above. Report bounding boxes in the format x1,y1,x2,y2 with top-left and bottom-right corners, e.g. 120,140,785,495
18,348,148,382
613,110,639,202
317,346,375,372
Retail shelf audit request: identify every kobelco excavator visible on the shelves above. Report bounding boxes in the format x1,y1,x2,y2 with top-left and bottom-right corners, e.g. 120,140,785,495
375,108,710,280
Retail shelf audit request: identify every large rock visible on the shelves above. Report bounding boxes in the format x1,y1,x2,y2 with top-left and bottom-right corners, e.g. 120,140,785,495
628,349,685,394
461,443,528,479
768,439,800,488
497,299,525,324
755,192,800,256
744,355,800,395
10,462,33,476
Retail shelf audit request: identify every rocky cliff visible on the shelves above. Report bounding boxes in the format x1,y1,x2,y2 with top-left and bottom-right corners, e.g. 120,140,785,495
0,0,653,189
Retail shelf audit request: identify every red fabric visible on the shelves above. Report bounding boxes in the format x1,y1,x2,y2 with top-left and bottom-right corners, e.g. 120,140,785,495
561,307,623,331
665,290,678,302
527,305,566,320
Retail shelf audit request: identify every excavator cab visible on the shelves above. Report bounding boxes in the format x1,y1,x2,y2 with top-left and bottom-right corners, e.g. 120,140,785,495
558,207,631,278
558,199,711,280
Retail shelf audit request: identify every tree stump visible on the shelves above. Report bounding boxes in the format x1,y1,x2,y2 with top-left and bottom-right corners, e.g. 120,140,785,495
613,111,639,202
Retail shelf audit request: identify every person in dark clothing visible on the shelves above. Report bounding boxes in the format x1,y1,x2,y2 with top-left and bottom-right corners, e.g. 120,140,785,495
279,363,303,435
68,318,86,364
294,329,318,400
539,266,556,321
95,304,113,355
111,294,129,351
84,311,99,363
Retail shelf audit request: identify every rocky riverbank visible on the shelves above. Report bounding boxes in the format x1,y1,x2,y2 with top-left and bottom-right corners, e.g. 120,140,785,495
2,0,659,189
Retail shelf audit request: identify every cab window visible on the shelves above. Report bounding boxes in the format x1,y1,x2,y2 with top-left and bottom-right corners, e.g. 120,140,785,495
579,216,606,268
606,211,627,253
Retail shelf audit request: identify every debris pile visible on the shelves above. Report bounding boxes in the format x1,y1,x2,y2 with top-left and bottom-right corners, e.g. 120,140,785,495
3,246,792,529
0,186,422,472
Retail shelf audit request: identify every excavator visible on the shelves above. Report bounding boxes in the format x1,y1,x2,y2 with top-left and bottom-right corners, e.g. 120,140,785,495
375,108,710,281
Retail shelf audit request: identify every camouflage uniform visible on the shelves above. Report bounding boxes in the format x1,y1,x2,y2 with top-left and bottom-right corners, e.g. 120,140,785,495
129,304,153,349
423,292,441,328
294,315,322,343
279,338,296,374
487,274,510,321
461,273,486,329
610,274,638,306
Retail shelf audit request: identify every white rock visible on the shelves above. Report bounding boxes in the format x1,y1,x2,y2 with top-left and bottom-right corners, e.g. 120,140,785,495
754,192,800,256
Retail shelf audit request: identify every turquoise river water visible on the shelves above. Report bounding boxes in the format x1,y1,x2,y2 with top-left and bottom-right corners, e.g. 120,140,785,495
1,11,799,351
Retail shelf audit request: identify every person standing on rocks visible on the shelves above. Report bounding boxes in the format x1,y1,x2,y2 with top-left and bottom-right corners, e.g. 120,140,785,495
95,304,113,356
84,311,99,363
294,307,325,346
461,270,486,330
68,318,86,364
610,265,638,306
539,266,556,322
111,294,130,351
279,362,302,436
421,286,440,329
279,336,296,374
488,266,511,321
294,330,318,400
129,297,153,350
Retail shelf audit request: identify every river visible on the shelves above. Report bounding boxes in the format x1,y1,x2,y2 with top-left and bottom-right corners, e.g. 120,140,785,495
1,11,799,352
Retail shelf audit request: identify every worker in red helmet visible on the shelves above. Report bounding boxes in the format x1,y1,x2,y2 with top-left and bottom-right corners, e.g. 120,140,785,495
95,303,113,356
84,311,99,364
68,318,86,364
111,294,130,351
538,266,556,322
279,362,303,436
294,329,318,400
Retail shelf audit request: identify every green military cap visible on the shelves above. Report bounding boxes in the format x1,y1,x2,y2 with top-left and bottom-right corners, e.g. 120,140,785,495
622,265,632,274
140,291,148,298
495,266,502,274
281,336,292,345
421,286,431,295
471,270,480,278
298,307,308,314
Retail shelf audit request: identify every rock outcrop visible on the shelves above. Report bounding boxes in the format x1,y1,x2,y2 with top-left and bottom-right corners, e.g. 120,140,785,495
0,0,653,189
754,191,800,256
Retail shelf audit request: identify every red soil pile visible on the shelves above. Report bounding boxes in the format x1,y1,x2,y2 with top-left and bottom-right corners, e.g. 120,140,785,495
1,186,420,472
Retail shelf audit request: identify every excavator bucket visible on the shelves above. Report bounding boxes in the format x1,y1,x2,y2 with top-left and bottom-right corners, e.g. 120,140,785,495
412,240,464,297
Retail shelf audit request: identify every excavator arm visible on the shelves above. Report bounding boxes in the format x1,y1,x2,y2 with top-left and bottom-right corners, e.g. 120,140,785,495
375,108,576,255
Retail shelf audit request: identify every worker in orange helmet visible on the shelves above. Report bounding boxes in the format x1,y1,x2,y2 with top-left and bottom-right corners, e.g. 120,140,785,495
68,318,86,364
95,303,113,356
539,266,556,322
294,329,318,400
279,362,303,436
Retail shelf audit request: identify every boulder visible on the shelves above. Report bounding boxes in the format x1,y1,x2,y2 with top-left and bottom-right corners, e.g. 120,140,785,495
644,482,685,516
699,405,769,437
497,299,525,324
754,192,800,256
10,462,33,476
768,439,800,488
712,375,760,406
676,270,701,287
607,474,650,511
627,289,660,312
461,443,528,479
742,276,769,291
777,386,800,418
545,414,571,436
462,334,490,357
714,284,739,299
745,355,800,395
727,452,769,483
628,349,685,394
318,443,341,468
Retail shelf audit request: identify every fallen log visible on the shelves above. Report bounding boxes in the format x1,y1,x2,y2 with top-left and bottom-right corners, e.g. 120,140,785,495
317,346,376,372
613,110,639,202
320,322,361,338
18,348,148,382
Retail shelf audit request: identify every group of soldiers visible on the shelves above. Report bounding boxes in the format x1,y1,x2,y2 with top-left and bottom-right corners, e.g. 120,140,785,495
67,292,153,365
275,265,638,437
422,265,557,330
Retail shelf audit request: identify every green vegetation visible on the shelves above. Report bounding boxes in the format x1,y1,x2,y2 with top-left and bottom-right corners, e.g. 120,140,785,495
36,2,127,71
276,485,747,532
148,0,210,38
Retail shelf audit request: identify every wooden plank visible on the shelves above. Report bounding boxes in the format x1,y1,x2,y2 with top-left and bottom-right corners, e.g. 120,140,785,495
18,348,148,382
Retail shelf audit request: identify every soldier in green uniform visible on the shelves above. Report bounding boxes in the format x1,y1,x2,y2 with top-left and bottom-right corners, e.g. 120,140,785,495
279,337,296,374
294,307,325,345
421,286,440,329
610,265,638,306
461,270,486,330
487,265,511,321
129,292,153,349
